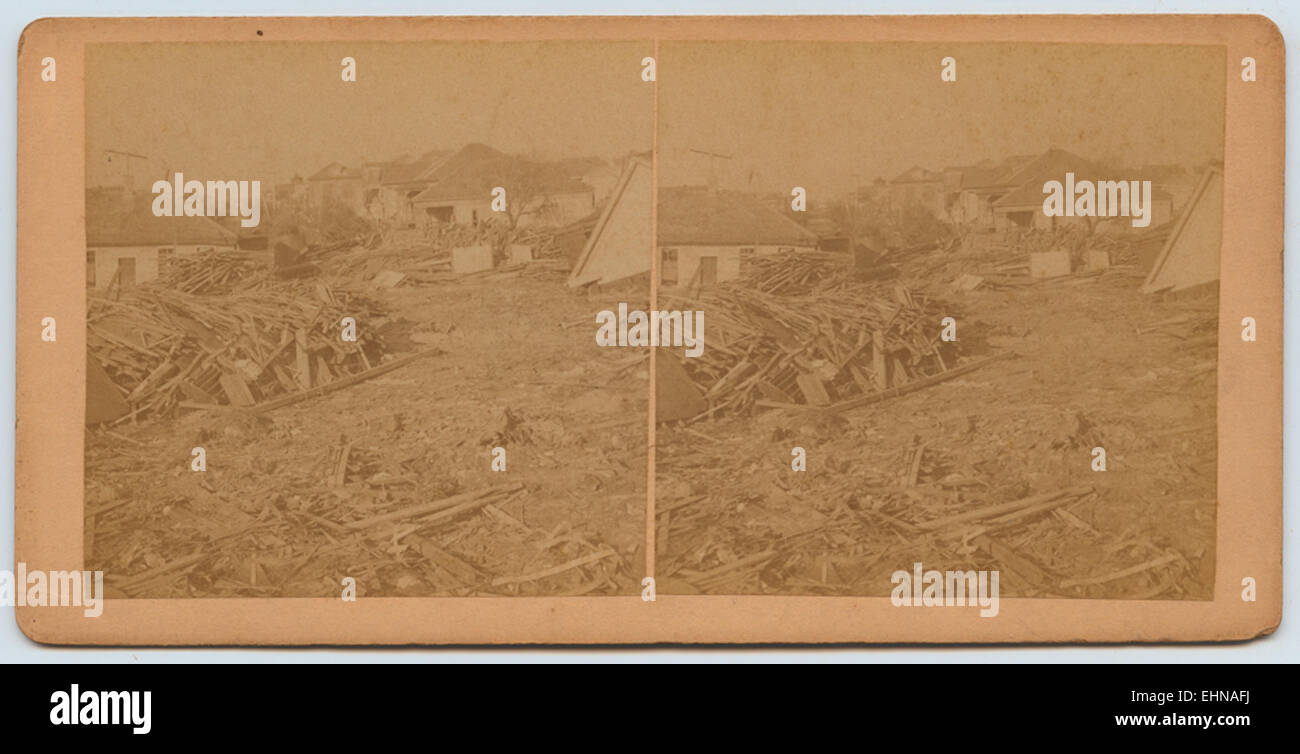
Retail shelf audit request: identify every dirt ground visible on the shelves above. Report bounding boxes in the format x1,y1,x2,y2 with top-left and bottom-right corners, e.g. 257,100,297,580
86,266,648,598
655,251,1217,599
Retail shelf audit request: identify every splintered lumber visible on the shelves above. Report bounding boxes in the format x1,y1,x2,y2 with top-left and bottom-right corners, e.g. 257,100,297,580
684,550,779,591
161,250,262,294
1059,552,1180,588
655,354,708,422
974,535,1054,588
872,330,889,389
218,373,256,406
255,348,442,412
88,281,389,419
915,485,1092,532
343,482,524,531
112,551,208,592
795,373,832,406
491,548,618,587
906,443,926,486
822,352,1009,413
756,352,1007,413
661,250,957,418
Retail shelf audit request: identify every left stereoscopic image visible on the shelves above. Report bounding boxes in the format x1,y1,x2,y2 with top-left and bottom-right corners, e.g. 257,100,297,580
83,42,653,598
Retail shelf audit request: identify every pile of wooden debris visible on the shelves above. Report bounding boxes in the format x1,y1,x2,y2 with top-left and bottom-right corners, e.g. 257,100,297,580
160,249,265,294
88,281,391,421
660,250,963,418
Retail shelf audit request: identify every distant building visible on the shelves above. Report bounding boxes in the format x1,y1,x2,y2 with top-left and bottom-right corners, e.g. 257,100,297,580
365,150,452,229
306,161,366,218
888,165,948,220
303,144,608,234
990,148,1175,232
944,155,1036,229
989,149,1109,231
409,143,595,231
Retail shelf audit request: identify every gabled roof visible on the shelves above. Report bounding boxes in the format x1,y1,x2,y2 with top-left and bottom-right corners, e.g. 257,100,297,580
992,148,1110,209
86,192,238,248
380,149,453,185
946,155,1034,191
890,165,943,184
410,144,592,204
657,187,819,247
802,214,842,239
308,161,362,181
414,143,506,183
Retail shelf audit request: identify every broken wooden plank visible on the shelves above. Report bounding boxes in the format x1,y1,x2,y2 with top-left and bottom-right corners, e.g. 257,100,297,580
794,372,832,406
218,372,256,407
490,548,617,588
1059,552,1180,589
342,482,524,531
916,485,1091,532
254,348,442,412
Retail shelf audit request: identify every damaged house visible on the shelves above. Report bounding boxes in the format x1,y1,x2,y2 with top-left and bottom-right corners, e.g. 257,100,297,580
363,149,452,229
306,161,366,219
409,143,596,231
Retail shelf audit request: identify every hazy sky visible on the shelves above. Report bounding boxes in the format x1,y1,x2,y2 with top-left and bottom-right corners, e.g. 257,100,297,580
658,42,1226,196
87,41,1226,199
86,41,654,187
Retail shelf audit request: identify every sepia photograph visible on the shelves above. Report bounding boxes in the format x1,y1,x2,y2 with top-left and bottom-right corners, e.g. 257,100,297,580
82,41,653,598
653,42,1225,600
12,13,1280,650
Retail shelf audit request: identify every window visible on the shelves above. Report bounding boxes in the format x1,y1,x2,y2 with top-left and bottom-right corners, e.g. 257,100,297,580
738,247,756,276
158,247,175,275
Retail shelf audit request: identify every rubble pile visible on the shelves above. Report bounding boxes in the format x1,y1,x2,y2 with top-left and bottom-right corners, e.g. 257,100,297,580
160,249,264,294
656,234,1218,600
89,282,389,420
662,250,962,417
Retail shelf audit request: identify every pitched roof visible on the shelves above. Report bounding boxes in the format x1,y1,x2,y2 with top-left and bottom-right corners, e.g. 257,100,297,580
86,192,238,247
992,148,1110,209
657,187,819,247
890,165,943,184
307,161,362,181
380,149,453,185
948,154,1037,191
410,144,591,204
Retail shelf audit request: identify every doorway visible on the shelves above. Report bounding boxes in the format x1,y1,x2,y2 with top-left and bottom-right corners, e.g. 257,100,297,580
699,255,718,285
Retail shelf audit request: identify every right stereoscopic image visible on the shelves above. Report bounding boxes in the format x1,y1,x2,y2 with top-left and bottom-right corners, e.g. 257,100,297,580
653,42,1224,599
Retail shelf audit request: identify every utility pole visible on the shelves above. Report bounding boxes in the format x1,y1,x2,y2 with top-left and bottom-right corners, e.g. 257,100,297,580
689,147,732,191
102,149,152,191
